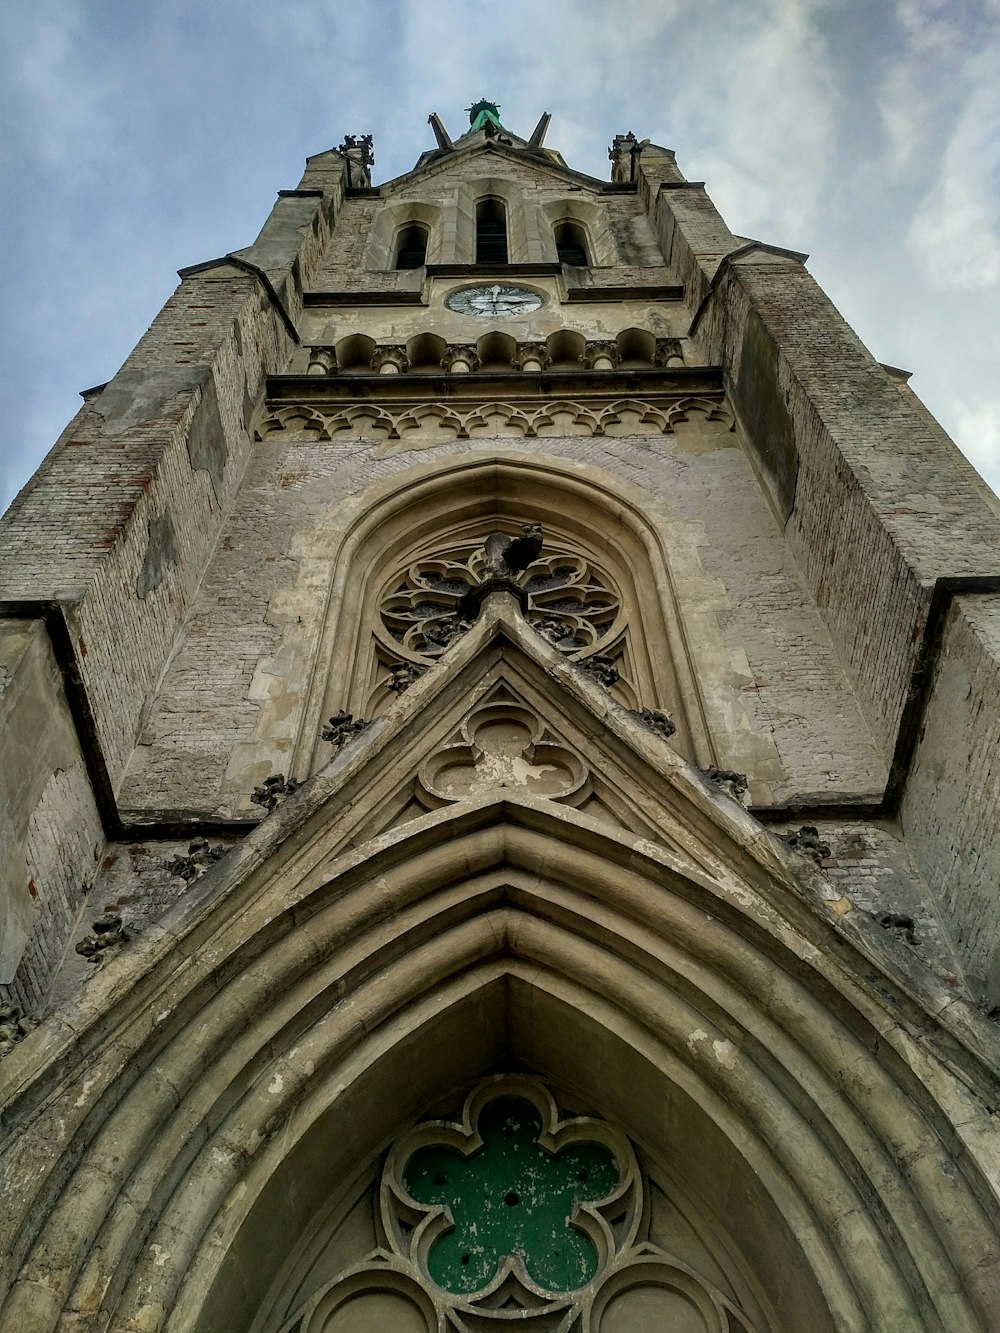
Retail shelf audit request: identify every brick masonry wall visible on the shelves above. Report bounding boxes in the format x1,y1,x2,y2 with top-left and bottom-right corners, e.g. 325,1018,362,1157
644,158,1000,1013
901,594,1000,998
0,622,102,1015
0,162,347,1005
772,816,969,994
0,167,347,788
687,252,1000,756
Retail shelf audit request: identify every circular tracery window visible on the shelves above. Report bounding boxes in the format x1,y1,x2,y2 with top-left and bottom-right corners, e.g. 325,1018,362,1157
379,539,623,662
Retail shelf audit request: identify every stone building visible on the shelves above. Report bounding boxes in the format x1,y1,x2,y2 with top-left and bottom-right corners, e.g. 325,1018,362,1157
1,100,999,1331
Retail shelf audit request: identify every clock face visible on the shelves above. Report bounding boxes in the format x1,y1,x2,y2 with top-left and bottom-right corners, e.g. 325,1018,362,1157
445,285,544,318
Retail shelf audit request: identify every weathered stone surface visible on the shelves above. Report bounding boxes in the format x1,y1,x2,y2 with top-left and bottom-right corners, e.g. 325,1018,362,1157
1,109,1000,1333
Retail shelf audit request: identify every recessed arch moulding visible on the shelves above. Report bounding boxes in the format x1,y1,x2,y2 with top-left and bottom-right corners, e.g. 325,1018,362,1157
294,453,716,779
2,761,998,1333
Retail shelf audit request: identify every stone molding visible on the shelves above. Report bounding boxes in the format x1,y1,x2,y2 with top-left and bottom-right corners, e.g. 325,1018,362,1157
257,395,733,445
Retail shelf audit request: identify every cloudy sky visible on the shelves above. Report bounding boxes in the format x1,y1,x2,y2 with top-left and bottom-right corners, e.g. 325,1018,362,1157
2,0,999,512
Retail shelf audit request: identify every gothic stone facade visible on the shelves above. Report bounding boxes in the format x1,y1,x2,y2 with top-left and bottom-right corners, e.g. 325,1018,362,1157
1,108,999,1332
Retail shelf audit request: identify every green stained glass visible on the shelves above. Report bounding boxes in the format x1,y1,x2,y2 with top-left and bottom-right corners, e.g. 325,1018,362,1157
404,1097,619,1295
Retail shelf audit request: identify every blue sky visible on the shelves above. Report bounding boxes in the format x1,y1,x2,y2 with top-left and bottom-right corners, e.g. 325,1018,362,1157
2,0,999,510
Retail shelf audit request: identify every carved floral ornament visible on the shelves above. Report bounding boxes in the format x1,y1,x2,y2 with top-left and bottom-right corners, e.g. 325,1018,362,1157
280,1077,762,1332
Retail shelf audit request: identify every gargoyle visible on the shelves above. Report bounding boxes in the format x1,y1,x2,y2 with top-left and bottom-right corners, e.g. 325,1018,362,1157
482,524,543,579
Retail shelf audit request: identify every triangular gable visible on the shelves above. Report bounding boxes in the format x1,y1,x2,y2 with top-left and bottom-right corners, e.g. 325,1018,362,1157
377,137,612,198
4,602,1000,1333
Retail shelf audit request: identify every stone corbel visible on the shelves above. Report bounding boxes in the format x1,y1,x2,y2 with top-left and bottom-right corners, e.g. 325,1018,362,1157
512,342,550,372
580,340,621,371
370,345,410,375
654,338,685,368
440,345,481,374
306,347,337,375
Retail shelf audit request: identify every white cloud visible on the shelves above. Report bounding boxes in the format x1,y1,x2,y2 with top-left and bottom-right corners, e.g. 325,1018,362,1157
678,0,841,239
905,44,1000,289
953,399,1000,492
7,2,112,170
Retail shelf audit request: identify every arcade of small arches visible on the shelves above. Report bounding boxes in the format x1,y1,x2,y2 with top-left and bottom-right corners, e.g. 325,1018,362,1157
301,327,687,376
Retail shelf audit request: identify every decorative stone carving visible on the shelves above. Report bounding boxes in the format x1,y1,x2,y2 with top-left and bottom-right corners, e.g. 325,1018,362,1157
780,824,831,865
511,341,550,371
530,614,578,648
654,337,685,367
0,1002,30,1058
284,1076,764,1331
165,837,225,883
440,344,481,373
386,662,425,693
419,695,589,807
257,394,733,445
250,773,298,812
370,345,410,374
380,536,621,674
338,132,374,187
701,766,749,804
422,616,471,650
581,655,620,686
457,523,543,620
634,706,677,739
305,347,336,375
609,130,638,183
75,913,129,963
321,710,369,749
876,911,918,945
580,340,621,370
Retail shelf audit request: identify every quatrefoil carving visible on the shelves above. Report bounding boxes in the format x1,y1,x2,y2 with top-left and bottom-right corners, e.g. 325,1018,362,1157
418,702,589,806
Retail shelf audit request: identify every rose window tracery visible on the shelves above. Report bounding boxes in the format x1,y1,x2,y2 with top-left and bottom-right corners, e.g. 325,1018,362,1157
375,536,630,707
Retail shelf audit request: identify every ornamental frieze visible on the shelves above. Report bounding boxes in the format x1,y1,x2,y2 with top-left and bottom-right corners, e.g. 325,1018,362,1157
256,395,732,445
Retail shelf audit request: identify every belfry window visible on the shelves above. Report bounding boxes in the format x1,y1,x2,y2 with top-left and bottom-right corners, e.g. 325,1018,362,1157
476,198,508,265
555,220,589,267
395,223,429,270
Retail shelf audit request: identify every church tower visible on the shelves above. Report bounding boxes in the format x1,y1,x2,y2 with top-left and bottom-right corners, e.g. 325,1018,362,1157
1,103,999,1331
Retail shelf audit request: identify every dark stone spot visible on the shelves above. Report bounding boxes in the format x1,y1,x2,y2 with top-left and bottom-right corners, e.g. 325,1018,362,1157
137,511,178,598
577,1169,589,1182
504,1191,520,1207
461,1253,470,1265
434,1172,447,1185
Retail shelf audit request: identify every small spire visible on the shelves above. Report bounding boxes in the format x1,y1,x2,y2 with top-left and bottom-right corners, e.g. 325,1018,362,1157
427,112,454,151
528,112,551,148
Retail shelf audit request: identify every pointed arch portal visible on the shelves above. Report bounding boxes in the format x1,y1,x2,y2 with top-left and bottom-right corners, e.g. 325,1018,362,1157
1,611,998,1332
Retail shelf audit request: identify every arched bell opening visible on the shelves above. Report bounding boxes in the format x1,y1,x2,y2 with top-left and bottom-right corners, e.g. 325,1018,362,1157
3,806,997,1333
394,222,429,271
475,197,509,267
554,218,590,268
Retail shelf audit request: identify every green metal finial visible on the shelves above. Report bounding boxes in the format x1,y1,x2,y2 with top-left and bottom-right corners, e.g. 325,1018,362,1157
466,99,503,132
